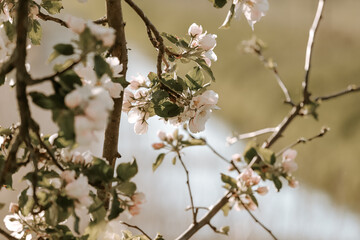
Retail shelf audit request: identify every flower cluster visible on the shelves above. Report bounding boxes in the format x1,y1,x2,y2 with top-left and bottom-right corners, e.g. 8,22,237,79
188,23,217,66
65,15,116,47
61,171,93,208
128,192,146,216
65,85,114,145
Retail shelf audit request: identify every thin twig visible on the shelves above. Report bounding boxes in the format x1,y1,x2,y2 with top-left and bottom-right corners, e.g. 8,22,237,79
208,222,227,235
303,0,326,103
0,53,16,79
120,221,151,240
276,127,330,157
205,141,242,174
236,127,279,141
93,16,108,25
255,50,294,105
177,152,197,223
37,11,67,27
124,0,164,78
315,84,360,102
240,201,277,240
29,58,82,85
0,227,17,240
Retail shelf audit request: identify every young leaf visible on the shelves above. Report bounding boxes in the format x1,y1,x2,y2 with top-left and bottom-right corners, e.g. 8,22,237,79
94,54,112,78
195,58,215,81
108,190,124,220
185,66,204,90
53,44,74,56
153,153,165,172
273,176,283,192
41,0,63,14
220,173,237,189
28,19,42,45
116,159,138,182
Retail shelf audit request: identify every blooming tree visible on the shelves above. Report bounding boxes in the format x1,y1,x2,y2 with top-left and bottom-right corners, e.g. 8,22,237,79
0,0,359,239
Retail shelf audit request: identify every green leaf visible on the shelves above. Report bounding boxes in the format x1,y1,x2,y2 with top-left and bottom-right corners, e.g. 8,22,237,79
273,176,282,192
249,194,258,207
161,32,178,44
195,58,215,81
53,109,75,141
172,156,177,165
209,0,228,8
84,158,113,186
45,203,59,227
185,66,204,90
153,153,165,172
243,140,258,164
160,78,184,93
220,173,237,189
117,182,137,196
257,148,275,165
154,234,165,240
219,3,236,29
151,90,169,104
113,76,129,88
154,101,182,118
116,159,138,182
58,70,82,93
89,197,106,224
94,54,112,78
41,0,63,14
28,19,42,45
221,202,230,216
29,92,64,109
0,202,5,210
3,21,15,41
221,226,230,235
108,190,124,220
53,44,74,56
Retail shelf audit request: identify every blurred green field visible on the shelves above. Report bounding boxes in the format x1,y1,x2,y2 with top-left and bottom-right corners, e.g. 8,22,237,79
64,0,360,213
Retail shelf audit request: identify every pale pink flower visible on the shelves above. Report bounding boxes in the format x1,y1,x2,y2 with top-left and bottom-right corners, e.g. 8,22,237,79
65,90,83,109
188,23,203,37
102,79,123,98
157,130,167,141
65,174,93,207
65,15,86,34
129,74,146,90
256,186,269,195
9,203,19,214
289,179,299,188
61,170,76,184
232,153,242,162
237,168,260,187
189,108,211,133
106,57,123,78
87,21,116,47
238,0,269,30
198,34,217,51
152,143,165,150
134,120,148,135
282,149,298,173
129,205,140,216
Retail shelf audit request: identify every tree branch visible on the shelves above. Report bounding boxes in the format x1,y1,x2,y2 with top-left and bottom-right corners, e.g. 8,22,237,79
302,0,326,103
276,127,329,157
175,191,232,240
103,0,128,167
315,84,360,102
37,11,67,27
240,201,277,240
177,152,197,223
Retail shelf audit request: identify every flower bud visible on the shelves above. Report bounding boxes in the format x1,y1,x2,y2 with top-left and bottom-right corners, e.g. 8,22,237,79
288,179,299,188
256,186,269,196
152,143,165,150
188,23,203,37
232,153,242,162
9,203,19,213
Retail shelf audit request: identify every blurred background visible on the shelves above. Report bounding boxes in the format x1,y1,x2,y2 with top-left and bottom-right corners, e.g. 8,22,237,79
0,0,360,239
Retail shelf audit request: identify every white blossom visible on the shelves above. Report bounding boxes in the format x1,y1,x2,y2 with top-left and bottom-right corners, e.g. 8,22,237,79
235,0,269,30
188,23,203,37
282,149,298,173
197,33,217,51
64,174,93,207
87,21,116,47
65,15,86,34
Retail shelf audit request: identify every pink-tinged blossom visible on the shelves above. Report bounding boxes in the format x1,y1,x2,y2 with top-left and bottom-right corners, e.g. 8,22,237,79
282,149,298,173
129,193,145,216
72,151,93,165
134,120,148,135
188,23,203,37
60,170,76,184
65,15,86,34
232,153,242,162
9,203,19,214
129,74,146,90
198,33,217,51
237,168,261,188
235,0,269,30
157,130,167,141
256,186,269,195
289,179,299,188
64,174,93,208
188,90,219,133
87,21,116,47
